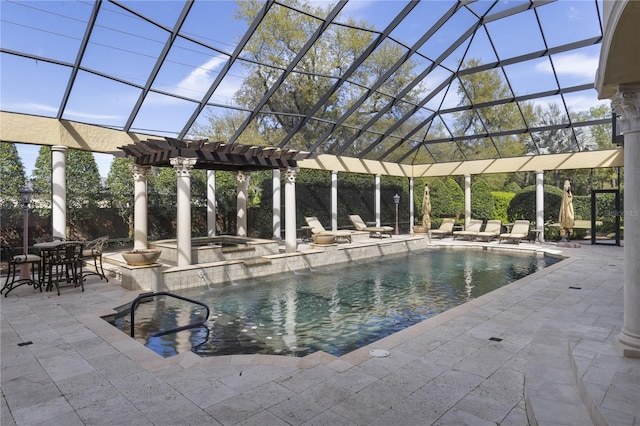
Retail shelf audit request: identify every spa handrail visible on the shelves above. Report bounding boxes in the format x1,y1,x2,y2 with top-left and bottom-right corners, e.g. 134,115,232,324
130,291,210,338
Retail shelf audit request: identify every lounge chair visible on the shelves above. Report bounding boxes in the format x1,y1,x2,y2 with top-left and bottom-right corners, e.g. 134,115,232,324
453,219,483,240
430,218,455,238
348,215,393,238
304,217,353,243
471,220,502,242
499,220,531,244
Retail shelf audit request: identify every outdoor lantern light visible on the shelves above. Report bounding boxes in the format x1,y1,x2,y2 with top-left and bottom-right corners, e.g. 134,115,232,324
18,184,34,279
393,193,400,235
19,184,33,209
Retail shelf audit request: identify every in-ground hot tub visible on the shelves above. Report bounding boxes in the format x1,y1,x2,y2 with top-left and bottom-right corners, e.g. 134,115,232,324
149,236,280,265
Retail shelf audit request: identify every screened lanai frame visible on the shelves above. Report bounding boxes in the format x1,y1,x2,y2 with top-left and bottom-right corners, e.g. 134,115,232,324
0,0,616,166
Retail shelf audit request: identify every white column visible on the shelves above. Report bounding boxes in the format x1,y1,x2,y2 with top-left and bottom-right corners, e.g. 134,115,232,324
331,171,338,231
284,167,298,253
236,171,250,237
170,157,196,267
409,178,415,230
464,174,471,228
131,165,150,250
207,170,216,237
535,170,545,242
272,169,281,240
375,174,381,227
51,146,67,239
612,89,640,356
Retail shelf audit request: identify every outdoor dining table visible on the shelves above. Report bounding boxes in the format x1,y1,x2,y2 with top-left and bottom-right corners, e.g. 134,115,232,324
34,240,85,295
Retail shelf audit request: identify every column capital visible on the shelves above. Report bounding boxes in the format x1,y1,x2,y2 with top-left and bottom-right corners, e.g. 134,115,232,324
170,157,197,176
283,167,298,183
51,145,68,153
130,164,151,180
612,89,640,134
236,170,250,184
535,170,544,175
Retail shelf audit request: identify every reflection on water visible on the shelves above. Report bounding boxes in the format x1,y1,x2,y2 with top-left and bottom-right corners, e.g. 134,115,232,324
114,249,560,358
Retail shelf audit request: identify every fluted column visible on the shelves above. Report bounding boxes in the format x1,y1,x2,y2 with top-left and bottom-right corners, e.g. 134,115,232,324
51,146,67,239
131,165,150,250
612,89,640,356
236,171,250,237
535,170,545,242
284,167,298,253
375,174,381,227
464,174,471,228
331,171,338,231
207,170,216,237
170,157,196,267
272,169,281,240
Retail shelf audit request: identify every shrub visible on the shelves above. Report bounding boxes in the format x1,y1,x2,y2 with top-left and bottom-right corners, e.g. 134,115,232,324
471,177,494,220
507,185,564,223
492,192,515,223
504,182,521,193
430,178,464,220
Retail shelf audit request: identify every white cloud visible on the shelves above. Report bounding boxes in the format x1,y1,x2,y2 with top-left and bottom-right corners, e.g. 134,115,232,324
534,53,598,79
175,55,228,98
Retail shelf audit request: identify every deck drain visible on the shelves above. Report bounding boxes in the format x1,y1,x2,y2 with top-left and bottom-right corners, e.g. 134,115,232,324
369,349,390,357
489,337,503,342
17,341,33,347
568,286,582,290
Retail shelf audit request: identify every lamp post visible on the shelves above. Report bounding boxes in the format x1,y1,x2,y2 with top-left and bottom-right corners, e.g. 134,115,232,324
18,184,34,279
393,193,400,235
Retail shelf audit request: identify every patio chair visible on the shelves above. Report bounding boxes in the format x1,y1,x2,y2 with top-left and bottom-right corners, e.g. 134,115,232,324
499,220,531,244
82,236,109,282
472,220,502,242
40,242,84,295
348,215,393,238
1,244,42,297
304,217,353,243
453,219,483,240
430,218,455,239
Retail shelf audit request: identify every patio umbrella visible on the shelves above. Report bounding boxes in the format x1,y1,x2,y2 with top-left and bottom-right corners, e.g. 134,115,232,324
422,185,431,229
559,180,574,241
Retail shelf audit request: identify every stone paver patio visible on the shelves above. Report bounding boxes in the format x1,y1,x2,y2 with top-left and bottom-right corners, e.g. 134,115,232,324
1,239,638,425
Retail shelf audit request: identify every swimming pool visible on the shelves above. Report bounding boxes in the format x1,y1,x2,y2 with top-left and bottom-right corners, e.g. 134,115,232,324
112,248,560,358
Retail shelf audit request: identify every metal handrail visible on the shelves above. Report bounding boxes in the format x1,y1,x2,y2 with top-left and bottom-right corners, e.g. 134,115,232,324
130,291,210,338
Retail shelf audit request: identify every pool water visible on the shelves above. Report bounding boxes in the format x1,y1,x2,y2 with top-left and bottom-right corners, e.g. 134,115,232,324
113,249,560,358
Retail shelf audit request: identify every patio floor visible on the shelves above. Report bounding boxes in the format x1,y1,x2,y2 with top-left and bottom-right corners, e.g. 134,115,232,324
1,238,638,425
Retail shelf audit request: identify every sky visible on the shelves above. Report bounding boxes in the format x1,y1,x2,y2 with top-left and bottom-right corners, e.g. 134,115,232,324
1,0,606,178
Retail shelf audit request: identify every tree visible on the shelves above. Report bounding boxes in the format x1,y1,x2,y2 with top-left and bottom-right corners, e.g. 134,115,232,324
31,146,103,237
454,59,528,160
0,142,26,211
106,157,135,237
219,0,421,155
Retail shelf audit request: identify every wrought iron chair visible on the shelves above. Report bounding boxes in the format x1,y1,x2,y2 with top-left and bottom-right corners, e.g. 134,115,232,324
1,244,42,297
40,242,84,295
82,236,109,282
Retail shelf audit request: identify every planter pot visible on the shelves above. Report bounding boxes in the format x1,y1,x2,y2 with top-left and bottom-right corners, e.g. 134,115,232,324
413,226,429,234
122,249,161,266
312,234,336,245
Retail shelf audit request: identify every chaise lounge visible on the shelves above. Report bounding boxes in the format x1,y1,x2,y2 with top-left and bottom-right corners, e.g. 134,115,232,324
349,215,393,238
304,216,354,243
471,220,502,242
430,218,455,239
453,219,483,240
499,220,531,244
